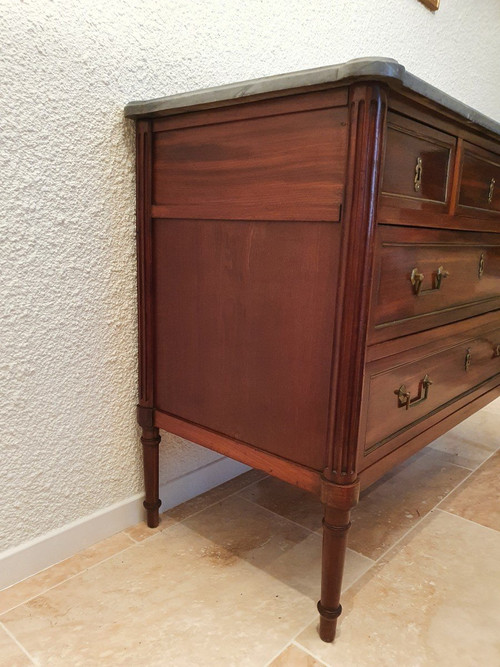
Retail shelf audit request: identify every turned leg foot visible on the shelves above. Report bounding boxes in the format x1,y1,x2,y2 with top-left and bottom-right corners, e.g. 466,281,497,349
317,479,359,642
141,425,161,527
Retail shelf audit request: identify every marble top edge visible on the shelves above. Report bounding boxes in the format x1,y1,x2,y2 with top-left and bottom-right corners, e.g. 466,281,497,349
124,57,500,136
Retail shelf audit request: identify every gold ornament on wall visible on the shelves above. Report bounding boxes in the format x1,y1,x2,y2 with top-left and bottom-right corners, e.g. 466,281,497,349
419,0,440,10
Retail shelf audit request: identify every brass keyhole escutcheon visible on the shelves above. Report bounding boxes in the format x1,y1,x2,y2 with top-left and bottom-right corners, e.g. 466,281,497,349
488,177,495,205
465,348,472,372
414,156,423,192
478,253,485,279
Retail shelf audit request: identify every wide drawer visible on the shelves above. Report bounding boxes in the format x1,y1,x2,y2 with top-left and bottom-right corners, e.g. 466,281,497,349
370,225,500,340
381,112,454,205
362,321,500,463
459,142,500,214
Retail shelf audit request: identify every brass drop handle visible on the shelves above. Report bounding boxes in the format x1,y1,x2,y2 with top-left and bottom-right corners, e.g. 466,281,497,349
410,266,449,295
465,348,472,372
395,374,433,410
410,268,425,295
434,266,450,290
493,344,500,358
488,177,495,205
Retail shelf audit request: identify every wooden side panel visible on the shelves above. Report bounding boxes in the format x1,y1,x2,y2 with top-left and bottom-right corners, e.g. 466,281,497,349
153,219,340,470
151,106,348,221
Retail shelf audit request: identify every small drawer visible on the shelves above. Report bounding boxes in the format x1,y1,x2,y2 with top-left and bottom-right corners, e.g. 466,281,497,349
381,112,454,205
371,226,500,340
459,142,500,213
362,323,500,462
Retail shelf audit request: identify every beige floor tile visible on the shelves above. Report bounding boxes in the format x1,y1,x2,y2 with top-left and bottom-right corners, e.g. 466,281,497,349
181,495,372,600
349,446,470,560
429,410,500,469
123,513,177,541
124,469,267,542
297,510,500,667
166,468,268,522
0,496,369,666
439,450,500,531
0,625,32,666
239,448,470,562
0,532,134,616
269,642,328,666
238,477,323,532
481,396,500,416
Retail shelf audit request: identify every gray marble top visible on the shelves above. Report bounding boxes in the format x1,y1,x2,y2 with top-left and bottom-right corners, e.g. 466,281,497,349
124,57,499,136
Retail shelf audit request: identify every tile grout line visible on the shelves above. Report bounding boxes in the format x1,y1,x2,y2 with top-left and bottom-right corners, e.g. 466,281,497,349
0,472,270,617
123,529,151,544
0,542,139,618
445,460,475,472
265,611,319,667
419,445,499,537
0,620,38,665
236,495,322,537
369,446,499,566
134,473,271,543
274,443,500,658
291,639,331,667
436,507,500,535
262,639,294,667
262,635,331,667
283,555,378,663
432,447,499,514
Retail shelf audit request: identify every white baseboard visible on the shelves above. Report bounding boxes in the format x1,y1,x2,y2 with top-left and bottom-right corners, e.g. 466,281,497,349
159,456,250,511
0,457,250,591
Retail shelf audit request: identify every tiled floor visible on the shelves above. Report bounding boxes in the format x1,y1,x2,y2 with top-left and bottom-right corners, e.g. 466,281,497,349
1,402,500,666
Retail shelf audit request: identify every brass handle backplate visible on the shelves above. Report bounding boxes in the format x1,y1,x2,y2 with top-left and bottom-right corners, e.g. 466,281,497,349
465,348,472,372
414,156,423,192
410,266,449,295
395,374,433,410
488,177,495,205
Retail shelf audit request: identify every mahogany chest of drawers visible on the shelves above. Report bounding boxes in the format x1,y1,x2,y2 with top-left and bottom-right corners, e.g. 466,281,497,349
125,58,500,642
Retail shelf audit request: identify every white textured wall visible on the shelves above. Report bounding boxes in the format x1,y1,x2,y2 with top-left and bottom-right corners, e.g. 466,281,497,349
1,0,499,554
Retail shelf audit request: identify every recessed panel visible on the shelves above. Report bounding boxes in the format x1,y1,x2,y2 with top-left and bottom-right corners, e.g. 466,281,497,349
152,107,348,221
153,219,340,470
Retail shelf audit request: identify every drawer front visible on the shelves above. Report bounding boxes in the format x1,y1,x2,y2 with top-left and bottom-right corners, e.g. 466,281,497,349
459,142,500,213
371,226,500,339
363,324,500,459
381,112,454,204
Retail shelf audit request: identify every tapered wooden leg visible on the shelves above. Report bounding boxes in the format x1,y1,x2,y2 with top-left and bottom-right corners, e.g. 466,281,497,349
318,479,360,642
141,425,162,528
